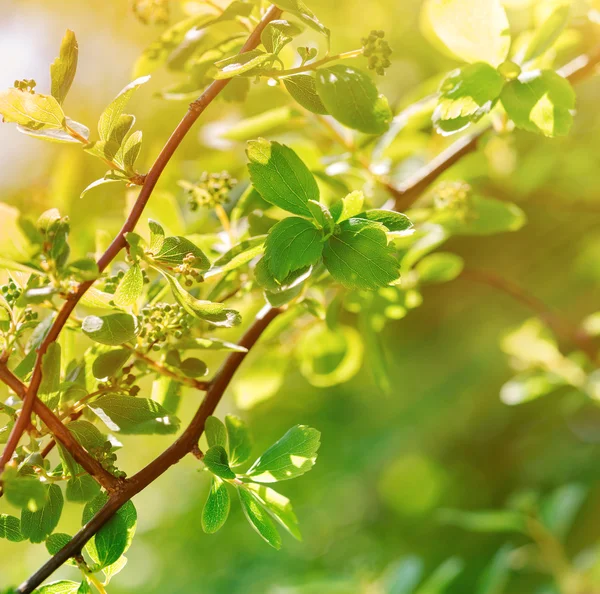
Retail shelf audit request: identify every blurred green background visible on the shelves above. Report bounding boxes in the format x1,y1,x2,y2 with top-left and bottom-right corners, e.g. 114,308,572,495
2,0,600,592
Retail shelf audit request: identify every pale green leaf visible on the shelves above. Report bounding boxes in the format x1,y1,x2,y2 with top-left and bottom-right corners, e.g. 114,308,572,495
330,190,364,222
50,29,78,104
246,483,301,540
0,89,65,130
82,313,139,345
272,0,330,39
114,264,143,308
283,74,328,115
213,49,276,80
225,415,252,467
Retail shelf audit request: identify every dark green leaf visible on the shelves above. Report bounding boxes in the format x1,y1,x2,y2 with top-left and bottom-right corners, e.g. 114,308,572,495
82,313,139,346
180,357,208,378
247,139,318,217
355,209,412,232
88,395,180,434
283,74,328,115
92,348,131,379
316,66,392,134
45,532,72,555
204,445,236,479
20,484,64,543
248,425,320,483
202,477,230,534
238,486,282,549
225,415,252,467
66,475,101,503
0,514,24,542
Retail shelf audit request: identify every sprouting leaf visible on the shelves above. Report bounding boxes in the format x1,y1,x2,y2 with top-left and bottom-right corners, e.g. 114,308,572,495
316,66,392,134
261,19,303,54
82,313,139,346
354,210,413,233
500,70,576,137
225,415,252,467
204,445,236,480
202,477,230,534
98,76,150,141
238,487,282,549
159,269,241,327
264,217,323,281
416,253,464,284
434,63,505,135
36,581,81,594
206,416,227,449
272,0,330,39
248,425,320,483
50,29,78,104
330,190,364,223
148,219,165,253
283,74,328,115
247,139,318,217
152,236,210,271
421,0,510,66
247,484,301,540
307,200,334,234
20,484,64,543
209,236,265,275
114,264,144,308
323,218,400,290
121,130,143,171
0,88,65,130
88,395,180,434
0,515,24,542
80,175,123,199
213,49,276,80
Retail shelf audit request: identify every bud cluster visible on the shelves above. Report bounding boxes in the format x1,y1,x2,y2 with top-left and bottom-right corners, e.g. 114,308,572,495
138,302,192,350
176,253,204,287
14,79,36,93
102,268,149,294
433,181,473,222
132,0,170,25
1,279,21,307
88,440,126,478
180,172,237,211
362,30,392,75
98,370,140,396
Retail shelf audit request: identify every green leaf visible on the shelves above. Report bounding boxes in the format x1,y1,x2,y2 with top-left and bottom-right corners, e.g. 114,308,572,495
246,483,301,540
247,139,318,217
159,269,241,327
0,89,65,130
120,130,143,171
152,236,210,271
540,484,587,539
114,264,144,308
248,425,320,483
36,581,81,594
80,175,123,199
92,348,131,379
88,395,180,434
316,66,392,134
46,532,72,555
39,342,61,409
66,475,101,503
264,217,323,281
307,200,334,234
272,0,330,39
210,236,265,275
521,4,570,63
50,30,78,104
148,219,165,253
434,63,505,135
500,70,575,137
355,209,413,233
439,509,527,534
0,514,24,542
180,358,208,378
202,477,230,534
20,484,64,543
81,313,139,346
238,487,282,549
414,558,463,594
225,415,252,467
323,218,399,290
204,445,236,480
421,0,510,66
330,190,364,223
98,76,150,141
206,416,227,449
213,49,276,80
283,74,328,115
68,420,109,450
3,469,47,511
416,253,464,284
261,19,303,54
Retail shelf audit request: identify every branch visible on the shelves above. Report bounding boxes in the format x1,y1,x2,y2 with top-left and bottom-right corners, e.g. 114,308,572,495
18,306,282,593
0,4,283,478
387,45,600,212
0,365,120,491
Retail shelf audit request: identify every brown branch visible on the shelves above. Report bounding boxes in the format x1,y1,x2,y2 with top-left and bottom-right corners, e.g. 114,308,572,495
0,4,283,479
18,306,282,593
387,45,600,212
0,365,119,491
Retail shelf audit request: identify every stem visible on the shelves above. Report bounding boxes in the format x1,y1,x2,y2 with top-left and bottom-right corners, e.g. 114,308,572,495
262,48,363,78
0,4,283,484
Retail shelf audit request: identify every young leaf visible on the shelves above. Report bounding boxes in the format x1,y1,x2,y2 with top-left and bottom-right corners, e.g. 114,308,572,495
213,50,276,80
307,200,334,234
272,0,330,39
0,514,24,542
50,30,78,104
354,210,412,233
330,190,364,223
225,415,252,467
247,139,318,217
35,581,81,594
238,487,282,549
316,66,392,134
210,236,266,275
247,425,320,483
66,475,101,504
246,483,301,540
121,130,143,171
416,253,464,284
521,4,570,64
148,219,165,253
264,217,323,281
204,445,236,479
283,74,328,115
92,348,130,379
0,89,65,130
114,264,144,308
20,484,64,543
421,0,510,66
82,313,139,346
202,477,230,534
152,236,210,271
98,76,150,141
206,416,227,449
433,63,505,135
500,70,575,137
261,20,303,54
88,395,180,434
323,219,400,290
